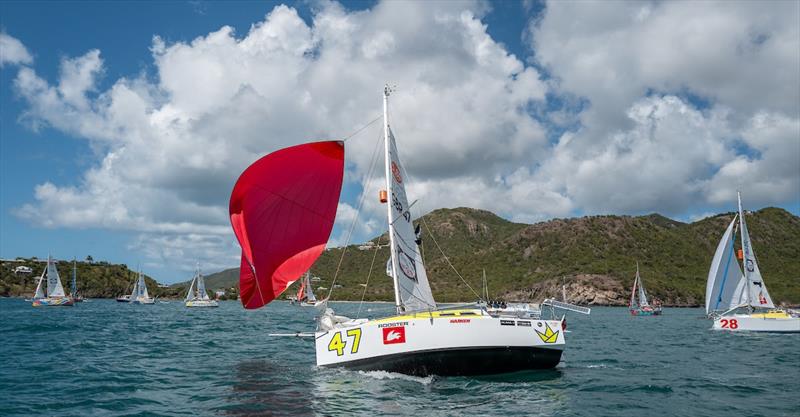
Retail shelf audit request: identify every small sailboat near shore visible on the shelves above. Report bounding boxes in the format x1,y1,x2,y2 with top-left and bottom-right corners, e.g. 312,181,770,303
185,266,218,308
129,270,155,305
629,263,662,316
293,272,324,307
230,87,587,376
705,192,799,332
32,256,74,307
70,259,84,302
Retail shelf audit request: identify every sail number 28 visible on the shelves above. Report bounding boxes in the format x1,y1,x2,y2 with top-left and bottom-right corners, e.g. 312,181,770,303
327,328,362,356
719,319,738,329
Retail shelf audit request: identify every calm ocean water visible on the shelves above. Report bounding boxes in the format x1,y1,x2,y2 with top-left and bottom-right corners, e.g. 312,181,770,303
0,298,797,416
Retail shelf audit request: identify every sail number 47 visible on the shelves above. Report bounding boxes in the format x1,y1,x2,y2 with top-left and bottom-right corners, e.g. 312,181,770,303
327,328,362,356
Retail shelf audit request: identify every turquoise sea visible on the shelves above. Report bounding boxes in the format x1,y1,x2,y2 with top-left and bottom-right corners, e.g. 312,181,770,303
0,298,797,416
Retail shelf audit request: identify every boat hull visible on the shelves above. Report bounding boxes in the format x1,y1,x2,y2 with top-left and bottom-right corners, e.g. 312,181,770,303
712,314,800,333
630,308,662,316
324,346,561,376
315,309,565,376
186,300,219,307
32,297,74,307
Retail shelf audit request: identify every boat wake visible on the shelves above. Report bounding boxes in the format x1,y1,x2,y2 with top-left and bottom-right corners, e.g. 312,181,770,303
356,370,435,385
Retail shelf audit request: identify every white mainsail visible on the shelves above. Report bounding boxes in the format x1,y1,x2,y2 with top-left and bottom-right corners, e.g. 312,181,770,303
705,216,747,314
129,277,139,299
636,264,650,307
737,193,774,309
138,272,150,299
46,256,66,297
383,90,436,313
305,273,316,303
196,272,209,300
33,268,46,299
185,275,196,302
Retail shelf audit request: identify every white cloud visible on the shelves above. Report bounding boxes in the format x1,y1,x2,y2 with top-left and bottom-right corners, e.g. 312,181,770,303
10,1,800,275
526,0,800,215
12,1,549,268
0,32,33,67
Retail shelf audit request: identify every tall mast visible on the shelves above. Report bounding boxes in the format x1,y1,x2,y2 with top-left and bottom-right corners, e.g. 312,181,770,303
72,258,77,296
384,86,402,312
737,191,751,306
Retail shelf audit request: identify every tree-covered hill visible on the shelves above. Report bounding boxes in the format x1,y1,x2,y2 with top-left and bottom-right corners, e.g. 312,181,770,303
0,259,166,299
212,206,799,306
5,207,798,306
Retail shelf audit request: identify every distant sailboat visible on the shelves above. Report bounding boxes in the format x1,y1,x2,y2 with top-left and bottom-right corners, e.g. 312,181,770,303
129,270,155,304
705,192,799,332
71,259,84,302
32,256,74,307
296,272,323,307
185,266,218,308
629,262,662,316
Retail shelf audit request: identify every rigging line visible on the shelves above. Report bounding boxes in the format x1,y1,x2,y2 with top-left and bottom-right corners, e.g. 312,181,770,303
356,231,384,319
325,130,384,302
420,215,482,301
342,114,383,142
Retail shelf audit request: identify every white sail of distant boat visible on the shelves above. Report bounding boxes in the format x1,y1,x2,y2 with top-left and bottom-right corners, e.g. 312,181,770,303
636,265,650,307
705,216,747,315
129,270,155,304
185,266,218,307
47,256,66,298
385,127,436,313
31,256,74,306
737,193,775,309
304,274,316,303
33,268,46,299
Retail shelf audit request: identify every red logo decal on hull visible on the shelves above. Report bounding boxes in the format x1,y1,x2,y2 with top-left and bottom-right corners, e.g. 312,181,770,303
382,326,406,344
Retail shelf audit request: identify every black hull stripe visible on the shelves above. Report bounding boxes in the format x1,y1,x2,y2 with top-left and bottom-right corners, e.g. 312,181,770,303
321,346,562,377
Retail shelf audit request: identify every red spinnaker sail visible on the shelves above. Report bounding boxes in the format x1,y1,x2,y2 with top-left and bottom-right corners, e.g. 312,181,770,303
229,141,344,309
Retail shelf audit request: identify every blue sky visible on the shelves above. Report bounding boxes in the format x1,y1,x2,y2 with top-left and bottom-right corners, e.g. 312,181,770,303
1,1,798,283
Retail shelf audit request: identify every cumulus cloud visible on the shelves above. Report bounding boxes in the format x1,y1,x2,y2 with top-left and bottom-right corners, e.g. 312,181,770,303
527,0,800,215
0,32,33,67
9,0,799,274
12,1,549,271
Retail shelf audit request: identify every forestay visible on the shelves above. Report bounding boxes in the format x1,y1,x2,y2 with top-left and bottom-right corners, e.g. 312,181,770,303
738,194,774,309
705,217,747,314
385,127,436,312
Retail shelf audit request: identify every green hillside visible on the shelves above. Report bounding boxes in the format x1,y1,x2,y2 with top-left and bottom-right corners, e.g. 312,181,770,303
0,259,168,299
4,207,798,306
206,207,800,306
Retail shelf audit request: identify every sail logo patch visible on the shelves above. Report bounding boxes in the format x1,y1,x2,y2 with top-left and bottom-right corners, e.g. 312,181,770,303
535,323,559,344
391,162,403,183
758,292,767,304
746,259,754,272
382,327,406,344
396,246,418,282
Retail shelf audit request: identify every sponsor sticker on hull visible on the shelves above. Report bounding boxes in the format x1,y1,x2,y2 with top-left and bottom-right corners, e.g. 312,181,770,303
382,326,406,344
535,322,560,343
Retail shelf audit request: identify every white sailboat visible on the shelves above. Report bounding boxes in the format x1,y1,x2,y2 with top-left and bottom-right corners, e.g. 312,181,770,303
129,270,155,305
295,272,324,307
31,255,74,307
705,192,799,332
230,87,587,376
629,262,662,316
185,266,218,307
